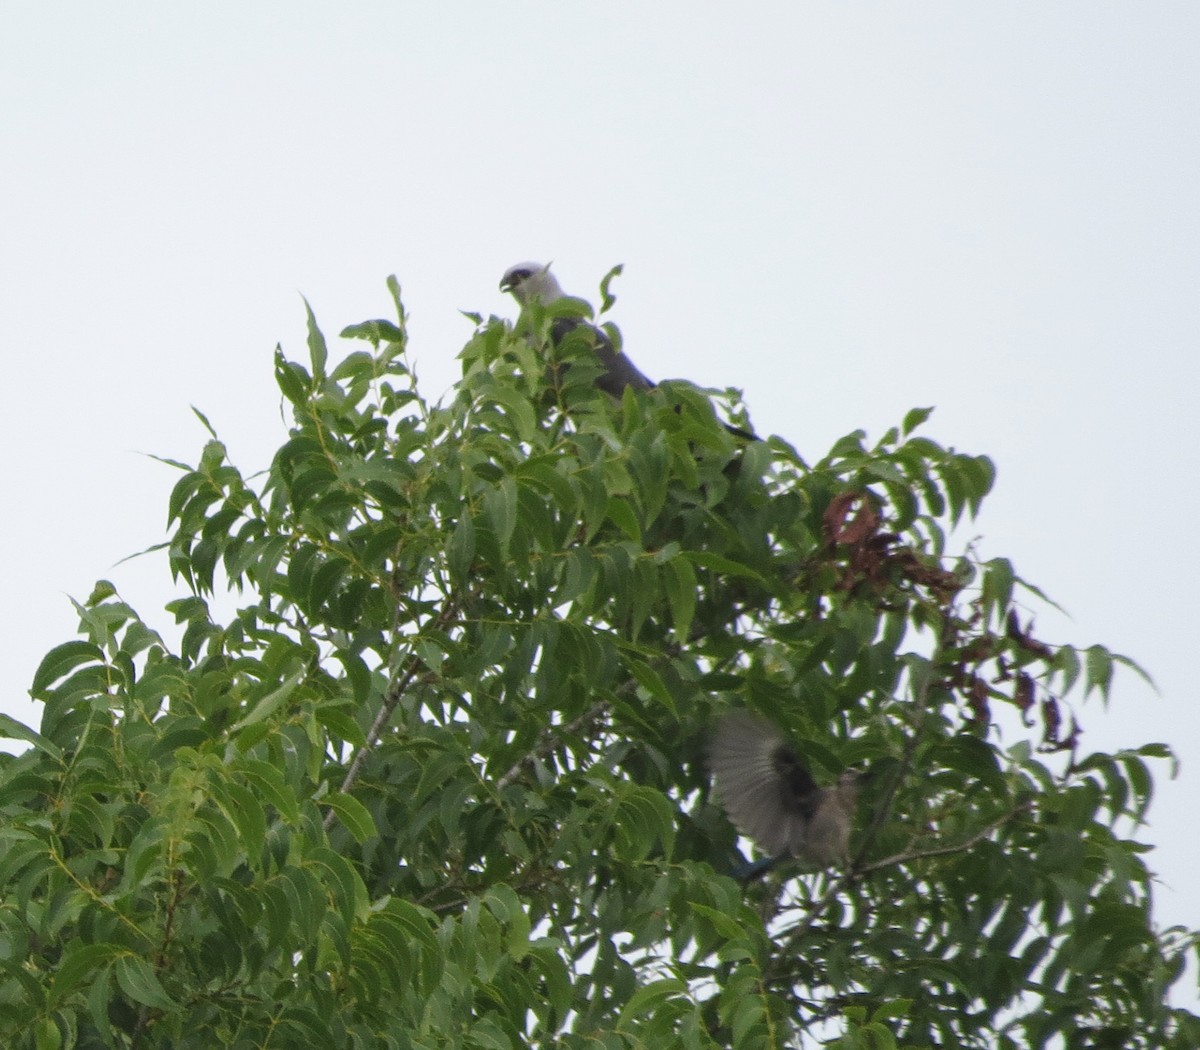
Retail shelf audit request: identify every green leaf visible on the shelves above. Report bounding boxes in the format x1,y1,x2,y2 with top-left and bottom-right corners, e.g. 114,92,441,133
316,704,366,747
30,641,104,696
309,846,366,927
303,296,328,380
51,943,124,1003
517,456,578,511
529,945,572,1025
0,714,62,761
665,556,697,645
448,512,476,583
274,347,310,405
617,978,687,1030
231,668,305,732
114,955,175,1011
981,557,1014,623
1054,645,1081,694
386,274,406,322
902,406,934,435
865,460,906,485
35,1016,61,1050
682,551,768,585
340,319,406,345
277,1007,333,1045
606,497,641,544
214,780,267,856
599,263,624,313
483,476,519,552
1085,644,1114,699
870,998,913,1023
85,579,117,605
963,454,997,509
324,791,378,844
613,786,675,861
862,1021,899,1049
487,384,537,442
238,759,302,824
689,902,749,942
190,404,219,439
626,658,677,717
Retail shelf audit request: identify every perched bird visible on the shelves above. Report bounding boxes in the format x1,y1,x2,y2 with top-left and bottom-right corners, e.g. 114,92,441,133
499,261,655,398
499,261,756,438
709,710,859,870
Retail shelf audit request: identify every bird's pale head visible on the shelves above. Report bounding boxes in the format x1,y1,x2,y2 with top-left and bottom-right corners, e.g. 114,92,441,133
500,261,563,306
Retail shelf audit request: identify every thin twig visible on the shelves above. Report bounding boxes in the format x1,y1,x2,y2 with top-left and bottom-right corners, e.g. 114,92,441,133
857,801,1032,875
771,801,1032,972
494,668,649,792
324,596,459,829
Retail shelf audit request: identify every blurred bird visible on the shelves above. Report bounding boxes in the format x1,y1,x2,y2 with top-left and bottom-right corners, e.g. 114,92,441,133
499,261,756,439
709,710,859,872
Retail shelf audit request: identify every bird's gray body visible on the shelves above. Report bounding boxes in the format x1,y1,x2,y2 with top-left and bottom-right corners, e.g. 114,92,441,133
709,711,858,867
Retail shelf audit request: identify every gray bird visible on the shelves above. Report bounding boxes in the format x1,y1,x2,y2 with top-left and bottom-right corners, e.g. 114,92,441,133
499,261,655,399
499,261,756,439
709,710,859,869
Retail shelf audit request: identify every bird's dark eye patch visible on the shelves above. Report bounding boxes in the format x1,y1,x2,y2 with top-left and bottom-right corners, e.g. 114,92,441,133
510,269,532,282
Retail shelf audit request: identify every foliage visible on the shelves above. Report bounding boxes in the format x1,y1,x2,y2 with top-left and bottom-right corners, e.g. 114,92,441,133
1,274,1196,1049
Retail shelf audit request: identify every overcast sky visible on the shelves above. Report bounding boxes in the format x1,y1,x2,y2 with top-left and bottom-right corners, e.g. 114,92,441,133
2,2,1197,1008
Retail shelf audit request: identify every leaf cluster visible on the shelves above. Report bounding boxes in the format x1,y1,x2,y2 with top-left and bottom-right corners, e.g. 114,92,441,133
0,276,1196,1049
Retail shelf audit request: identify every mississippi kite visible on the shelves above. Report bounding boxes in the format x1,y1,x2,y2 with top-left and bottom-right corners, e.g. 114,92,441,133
709,710,859,869
499,261,655,398
500,261,755,439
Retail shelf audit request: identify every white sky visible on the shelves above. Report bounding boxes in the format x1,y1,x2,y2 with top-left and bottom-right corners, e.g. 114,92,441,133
2,2,1197,1009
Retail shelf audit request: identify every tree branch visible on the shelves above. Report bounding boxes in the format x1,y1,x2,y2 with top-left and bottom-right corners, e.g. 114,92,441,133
493,668,650,793
768,800,1032,976
856,800,1032,875
495,697,614,792
324,595,459,828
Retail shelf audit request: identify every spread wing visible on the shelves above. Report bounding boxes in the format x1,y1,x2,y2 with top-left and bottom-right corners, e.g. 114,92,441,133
709,711,822,857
